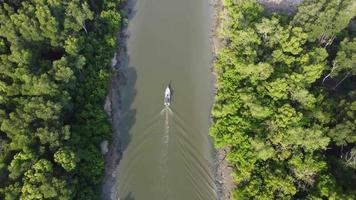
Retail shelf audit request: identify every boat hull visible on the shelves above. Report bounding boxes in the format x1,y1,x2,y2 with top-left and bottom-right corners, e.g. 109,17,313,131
164,86,171,106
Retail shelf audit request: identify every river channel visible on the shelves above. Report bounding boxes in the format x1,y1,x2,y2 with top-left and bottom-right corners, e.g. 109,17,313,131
116,0,216,199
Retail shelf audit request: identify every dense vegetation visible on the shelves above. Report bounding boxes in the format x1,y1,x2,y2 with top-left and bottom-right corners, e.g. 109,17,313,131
211,0,356,199
0,0,122,199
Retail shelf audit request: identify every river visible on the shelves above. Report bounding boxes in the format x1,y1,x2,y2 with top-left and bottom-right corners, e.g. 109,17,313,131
116,0,216,199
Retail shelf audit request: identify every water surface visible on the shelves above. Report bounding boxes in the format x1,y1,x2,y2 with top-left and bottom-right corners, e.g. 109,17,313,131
117,0,215,199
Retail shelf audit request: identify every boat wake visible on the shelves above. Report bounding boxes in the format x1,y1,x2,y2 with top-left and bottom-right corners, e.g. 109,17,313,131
119,105,216,200
159,106,173,199
160,106,173,148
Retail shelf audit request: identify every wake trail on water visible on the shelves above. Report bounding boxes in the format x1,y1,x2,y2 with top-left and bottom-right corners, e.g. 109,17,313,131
119,106,215,200
166,106,216,199
159,106,173,199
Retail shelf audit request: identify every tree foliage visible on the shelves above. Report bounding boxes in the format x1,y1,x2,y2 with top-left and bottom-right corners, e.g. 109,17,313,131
212,0,356,199
0,0,123,199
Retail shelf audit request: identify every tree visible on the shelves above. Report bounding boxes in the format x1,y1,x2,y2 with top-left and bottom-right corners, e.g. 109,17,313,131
51,57,75,83
8,152,37,180
100,2,122,33
54,148,77,172
34,3,60,46
20,160,72,200
64,1,93,33
0,182,22,200
292,0,356,44
332,37,356,77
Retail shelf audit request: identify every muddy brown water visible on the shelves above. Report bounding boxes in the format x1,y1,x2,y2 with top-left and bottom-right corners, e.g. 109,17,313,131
117,0,216,199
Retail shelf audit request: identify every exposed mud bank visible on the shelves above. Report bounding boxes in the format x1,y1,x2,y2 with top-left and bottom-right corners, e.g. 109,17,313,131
101,4,131,200
210,0,235,199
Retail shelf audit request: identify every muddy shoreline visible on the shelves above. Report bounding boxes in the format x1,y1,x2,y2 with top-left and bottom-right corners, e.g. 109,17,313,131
210,0,235,199
101,1,131,199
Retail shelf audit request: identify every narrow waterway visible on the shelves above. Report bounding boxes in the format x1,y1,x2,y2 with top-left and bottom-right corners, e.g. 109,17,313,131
117,0,216,199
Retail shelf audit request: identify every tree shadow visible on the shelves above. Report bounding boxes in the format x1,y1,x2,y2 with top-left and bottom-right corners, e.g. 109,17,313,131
114,0,140,153
125,0,138,21
118,65,137,151
101,0,139,199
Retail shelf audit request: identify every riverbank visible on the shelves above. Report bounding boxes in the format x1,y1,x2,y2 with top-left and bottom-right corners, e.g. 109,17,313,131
101,2,130,199
210,0,235,199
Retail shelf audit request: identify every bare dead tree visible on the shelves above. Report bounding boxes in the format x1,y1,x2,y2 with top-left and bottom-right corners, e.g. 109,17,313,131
333,72,350,90
324,35,335,48
341,149,356,169
319,33,326,44
322,62,338,85
319,32,335,48
82,22,88,34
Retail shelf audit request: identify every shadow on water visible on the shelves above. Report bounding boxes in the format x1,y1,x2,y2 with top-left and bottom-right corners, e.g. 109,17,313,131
101,0,139,199
123,192,135,200
118,64,137,151
117,0,139,154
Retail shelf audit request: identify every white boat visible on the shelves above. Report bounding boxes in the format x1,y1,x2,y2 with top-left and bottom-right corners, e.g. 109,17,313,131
164,86,171,106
